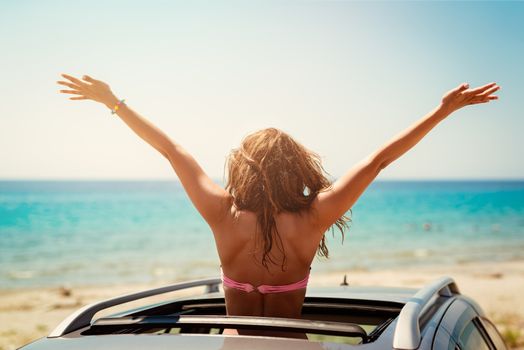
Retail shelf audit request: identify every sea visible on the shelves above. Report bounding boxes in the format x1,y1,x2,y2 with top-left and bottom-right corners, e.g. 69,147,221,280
1,180,523,289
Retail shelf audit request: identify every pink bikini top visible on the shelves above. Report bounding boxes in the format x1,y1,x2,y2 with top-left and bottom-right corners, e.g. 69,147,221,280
220,267,310,294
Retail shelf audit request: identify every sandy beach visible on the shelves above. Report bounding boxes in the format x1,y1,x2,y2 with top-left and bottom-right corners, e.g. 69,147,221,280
1,259,523,350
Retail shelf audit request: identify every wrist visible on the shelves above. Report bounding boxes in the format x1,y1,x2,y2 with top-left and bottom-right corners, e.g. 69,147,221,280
436,103,455,118
103,94,120,110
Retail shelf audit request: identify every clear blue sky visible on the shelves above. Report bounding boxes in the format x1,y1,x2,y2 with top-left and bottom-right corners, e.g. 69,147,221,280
0,1,522,180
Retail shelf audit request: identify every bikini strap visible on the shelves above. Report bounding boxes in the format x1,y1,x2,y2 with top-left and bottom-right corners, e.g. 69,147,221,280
257,270,310,294
220,267,310,294
221,268,256,293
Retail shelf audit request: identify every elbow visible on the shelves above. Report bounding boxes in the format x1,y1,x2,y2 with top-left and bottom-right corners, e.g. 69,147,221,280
163,141,178,162
378,158,391,171
368,153,388,174
159,145,171,161
161,150,170,161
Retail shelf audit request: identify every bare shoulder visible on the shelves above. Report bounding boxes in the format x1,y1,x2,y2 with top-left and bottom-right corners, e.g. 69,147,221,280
210,194,236,225
308,193,336,233
210,205,256,240
309,157,380,232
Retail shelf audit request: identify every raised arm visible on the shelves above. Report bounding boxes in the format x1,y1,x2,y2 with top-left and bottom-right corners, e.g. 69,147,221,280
312,82,500,231
57,74,230,225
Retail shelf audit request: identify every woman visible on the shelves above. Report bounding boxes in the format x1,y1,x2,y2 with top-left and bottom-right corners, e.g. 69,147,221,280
57,75,499,337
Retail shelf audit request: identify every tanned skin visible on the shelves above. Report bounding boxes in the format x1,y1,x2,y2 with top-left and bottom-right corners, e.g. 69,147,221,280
58,75,499,337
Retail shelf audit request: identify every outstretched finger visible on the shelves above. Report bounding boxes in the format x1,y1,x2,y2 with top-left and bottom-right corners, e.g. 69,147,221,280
467,99,490,105
57,80,81,89
480,95,499,102
59,89,83,95
69,96,87,100
82,75,98,83
61,73,85,86
469,95,499,105
479,85,500,97
468,82,497,95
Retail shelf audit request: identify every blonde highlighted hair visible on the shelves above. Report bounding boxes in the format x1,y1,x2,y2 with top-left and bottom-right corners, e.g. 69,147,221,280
225,128,350,270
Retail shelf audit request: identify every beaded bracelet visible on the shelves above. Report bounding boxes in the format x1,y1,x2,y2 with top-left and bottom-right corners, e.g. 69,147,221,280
110,99,126,115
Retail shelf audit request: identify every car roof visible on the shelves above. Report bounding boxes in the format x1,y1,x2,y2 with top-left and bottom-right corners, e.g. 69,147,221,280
308,285,419,304
22,276,462,350
21,333,366,350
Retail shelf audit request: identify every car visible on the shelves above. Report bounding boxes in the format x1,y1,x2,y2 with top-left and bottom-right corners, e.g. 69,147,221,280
17,276,507,349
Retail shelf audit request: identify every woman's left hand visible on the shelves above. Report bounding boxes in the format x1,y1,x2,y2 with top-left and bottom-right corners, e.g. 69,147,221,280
57,74,118,108
440,82,500,113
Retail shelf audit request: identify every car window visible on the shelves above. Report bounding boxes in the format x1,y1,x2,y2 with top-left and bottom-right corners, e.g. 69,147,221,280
479,318,507,350
459,319,490,350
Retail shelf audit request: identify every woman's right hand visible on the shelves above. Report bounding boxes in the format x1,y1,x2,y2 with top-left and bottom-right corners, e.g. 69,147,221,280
57,73,119,109
440,82,500,113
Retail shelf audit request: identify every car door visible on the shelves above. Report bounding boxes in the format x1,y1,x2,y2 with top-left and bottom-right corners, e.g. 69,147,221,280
477,317,508,350
433,298,507,350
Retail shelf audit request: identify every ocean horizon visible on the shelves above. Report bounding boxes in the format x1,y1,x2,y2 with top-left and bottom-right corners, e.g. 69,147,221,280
1,179,523,290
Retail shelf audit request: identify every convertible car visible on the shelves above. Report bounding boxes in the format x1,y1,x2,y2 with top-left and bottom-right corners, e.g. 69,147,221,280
17,276,507,349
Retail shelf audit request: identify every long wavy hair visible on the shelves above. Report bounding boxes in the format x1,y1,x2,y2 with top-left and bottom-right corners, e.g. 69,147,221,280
225,128,350,270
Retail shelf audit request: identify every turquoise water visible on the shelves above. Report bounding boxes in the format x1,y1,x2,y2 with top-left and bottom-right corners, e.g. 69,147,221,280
1,180,523,289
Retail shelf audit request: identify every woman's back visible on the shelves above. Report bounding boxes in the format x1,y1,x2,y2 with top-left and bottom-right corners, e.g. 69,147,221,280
209,127,347,329
213,207,321,319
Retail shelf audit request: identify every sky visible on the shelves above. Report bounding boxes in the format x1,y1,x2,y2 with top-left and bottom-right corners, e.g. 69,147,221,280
0,1,522,180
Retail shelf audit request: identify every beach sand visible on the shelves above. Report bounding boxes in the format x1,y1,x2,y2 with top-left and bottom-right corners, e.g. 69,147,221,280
1,259,523,350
